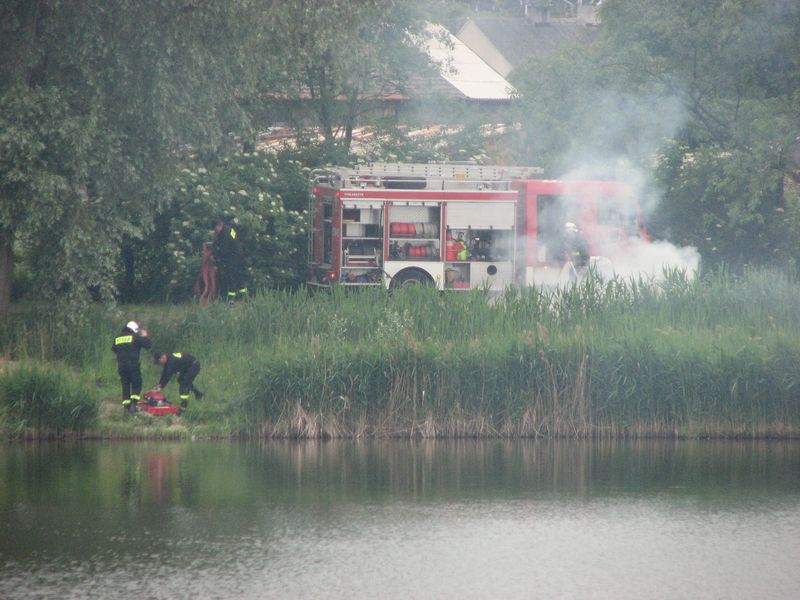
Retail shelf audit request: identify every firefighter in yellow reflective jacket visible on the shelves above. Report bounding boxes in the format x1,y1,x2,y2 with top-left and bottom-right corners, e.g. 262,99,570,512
152,351,203,410
111,321,152,413
456,234,469,261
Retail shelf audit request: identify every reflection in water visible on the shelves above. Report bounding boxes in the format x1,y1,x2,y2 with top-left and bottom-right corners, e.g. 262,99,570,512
119,445,184,506
240,439,800,505
1,440,799,599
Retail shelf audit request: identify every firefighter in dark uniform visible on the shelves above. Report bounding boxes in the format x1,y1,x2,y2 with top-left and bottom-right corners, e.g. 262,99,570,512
561,222,590,267
112,321,152,413
212,218,248,302
152,351,203,410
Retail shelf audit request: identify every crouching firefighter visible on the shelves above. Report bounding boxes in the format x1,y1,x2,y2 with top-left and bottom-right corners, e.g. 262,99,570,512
152,351,203,411
112,321,152,413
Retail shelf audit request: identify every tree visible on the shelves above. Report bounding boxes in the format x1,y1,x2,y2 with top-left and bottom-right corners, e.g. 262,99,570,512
258,0,429,150
599,0,800,150
652,142,790,265
0,0,261,317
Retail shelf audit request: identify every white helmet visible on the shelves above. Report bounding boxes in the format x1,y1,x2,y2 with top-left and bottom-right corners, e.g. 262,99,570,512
125,321,140,333
564,222,579,233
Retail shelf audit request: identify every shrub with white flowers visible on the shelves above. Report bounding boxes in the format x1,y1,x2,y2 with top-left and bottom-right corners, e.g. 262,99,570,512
127,149,308,301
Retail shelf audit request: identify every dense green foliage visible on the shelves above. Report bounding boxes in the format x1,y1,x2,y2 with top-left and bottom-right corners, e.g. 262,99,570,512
2,269,800,439
0,0,262,316
123,150,308,302
0,363,97,436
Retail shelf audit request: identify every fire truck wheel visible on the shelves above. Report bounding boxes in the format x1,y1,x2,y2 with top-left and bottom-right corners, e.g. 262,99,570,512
390,269,434,290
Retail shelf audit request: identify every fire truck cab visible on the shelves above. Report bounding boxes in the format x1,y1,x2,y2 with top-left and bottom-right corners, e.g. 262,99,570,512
308,163,647,291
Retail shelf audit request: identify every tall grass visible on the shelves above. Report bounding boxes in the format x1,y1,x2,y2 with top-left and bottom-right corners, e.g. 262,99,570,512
0,303,115,365
0,363,97,436
235,269,800,438
3,268,800,438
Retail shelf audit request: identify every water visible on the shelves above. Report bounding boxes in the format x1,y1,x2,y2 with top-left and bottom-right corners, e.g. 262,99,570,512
1,440,799,599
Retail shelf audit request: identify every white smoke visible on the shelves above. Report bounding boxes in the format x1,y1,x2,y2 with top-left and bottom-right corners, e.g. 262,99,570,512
549,90,700,281
593,238,700,281
553,161,701,281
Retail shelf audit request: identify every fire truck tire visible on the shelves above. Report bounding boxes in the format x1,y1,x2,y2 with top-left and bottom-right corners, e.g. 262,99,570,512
390,268,434,290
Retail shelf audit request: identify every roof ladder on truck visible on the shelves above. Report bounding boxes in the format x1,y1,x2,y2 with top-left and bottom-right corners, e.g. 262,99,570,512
317,162,544,191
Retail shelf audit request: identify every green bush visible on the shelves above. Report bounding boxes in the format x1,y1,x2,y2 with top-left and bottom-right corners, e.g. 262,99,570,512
122,149,308,302
0,363,97,436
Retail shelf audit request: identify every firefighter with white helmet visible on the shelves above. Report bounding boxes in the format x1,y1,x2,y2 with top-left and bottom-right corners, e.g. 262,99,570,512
111,320,152,413
562,221,589,267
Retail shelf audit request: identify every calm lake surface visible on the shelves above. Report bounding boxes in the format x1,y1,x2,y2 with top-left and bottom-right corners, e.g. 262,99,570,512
1,439,799,599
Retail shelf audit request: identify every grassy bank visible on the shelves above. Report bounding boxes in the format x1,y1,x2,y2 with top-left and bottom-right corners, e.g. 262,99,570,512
2,269,800,439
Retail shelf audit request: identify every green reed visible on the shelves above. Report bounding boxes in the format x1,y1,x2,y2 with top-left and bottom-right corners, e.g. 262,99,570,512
237,269,800,438
3,267,800,438
0,362,97,436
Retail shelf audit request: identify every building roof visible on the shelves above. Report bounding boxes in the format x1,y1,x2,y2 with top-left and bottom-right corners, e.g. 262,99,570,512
421,22,514,101
457,17,598,73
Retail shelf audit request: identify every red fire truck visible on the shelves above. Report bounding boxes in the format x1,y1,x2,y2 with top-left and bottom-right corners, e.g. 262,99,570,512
308,163,648,290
